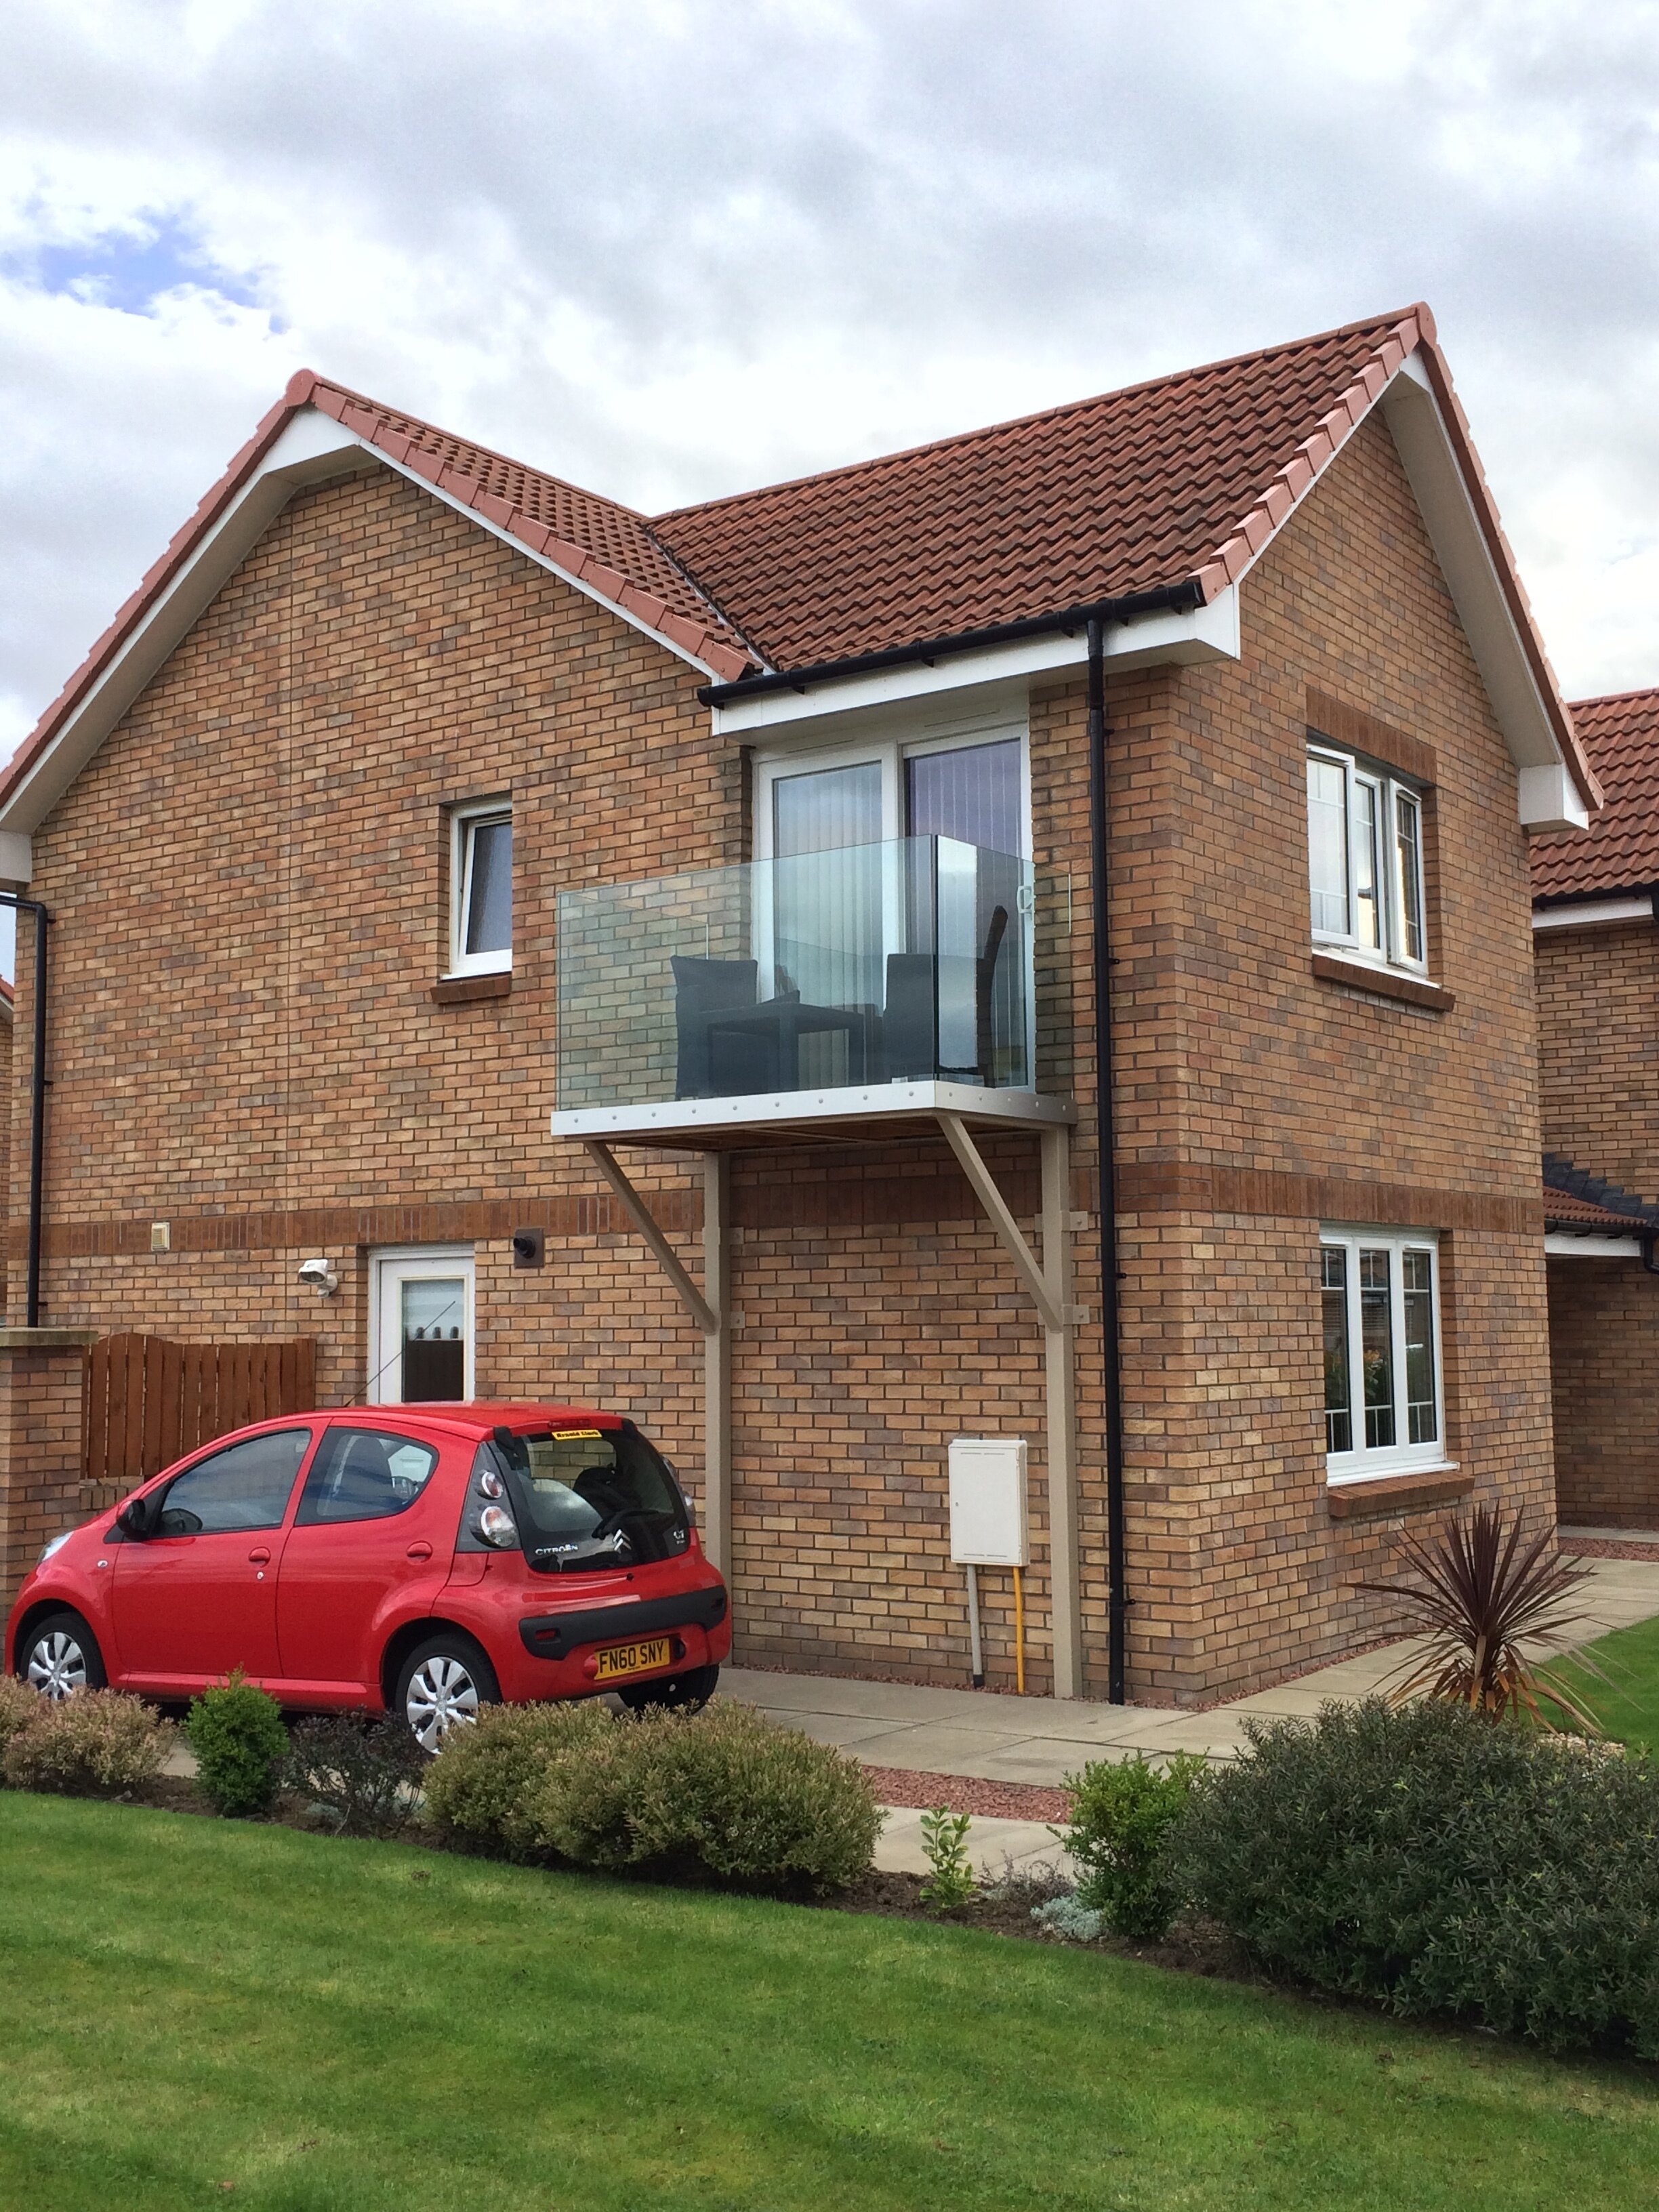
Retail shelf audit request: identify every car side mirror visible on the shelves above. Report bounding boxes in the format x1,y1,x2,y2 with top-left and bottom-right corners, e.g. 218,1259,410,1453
115,1496,153,1540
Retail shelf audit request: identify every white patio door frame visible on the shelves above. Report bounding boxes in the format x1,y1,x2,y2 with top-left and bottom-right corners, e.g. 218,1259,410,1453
368,1245,476,1405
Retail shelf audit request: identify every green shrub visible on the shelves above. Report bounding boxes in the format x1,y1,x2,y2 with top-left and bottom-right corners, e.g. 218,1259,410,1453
530,1700,880,1895
1174,1697,1659,2055
918,1807,975,1911
1,1689,174,1798
423,1700,613,1859
283,1711,428,1838
1061,1752,1208,1938
0,1675,42,1761
186,1670,289,1816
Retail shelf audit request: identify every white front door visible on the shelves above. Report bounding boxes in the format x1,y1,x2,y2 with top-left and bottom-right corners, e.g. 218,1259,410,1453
369,1247,474,1405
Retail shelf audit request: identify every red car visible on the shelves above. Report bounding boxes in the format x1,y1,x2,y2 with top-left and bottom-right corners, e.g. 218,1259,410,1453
5,1404,729,1748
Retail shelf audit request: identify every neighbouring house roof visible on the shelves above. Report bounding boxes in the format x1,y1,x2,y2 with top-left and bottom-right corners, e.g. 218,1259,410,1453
0,301,1598,844
1542,1155,1659,1231
1532,687,1659,901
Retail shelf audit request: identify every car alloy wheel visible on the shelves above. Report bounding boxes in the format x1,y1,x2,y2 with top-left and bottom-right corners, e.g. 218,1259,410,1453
26,1628,89,1700
403,1654,482,1751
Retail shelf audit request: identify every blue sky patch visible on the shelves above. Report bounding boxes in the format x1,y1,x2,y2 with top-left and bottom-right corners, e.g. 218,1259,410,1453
6,213,267,316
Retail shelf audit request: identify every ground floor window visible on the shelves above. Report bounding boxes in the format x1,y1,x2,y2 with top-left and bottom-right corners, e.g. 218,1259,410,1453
369,1246,474,1404
1319,1225,1443,1480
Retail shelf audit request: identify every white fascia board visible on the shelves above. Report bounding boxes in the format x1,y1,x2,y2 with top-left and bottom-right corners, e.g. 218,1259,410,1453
1377,369,1586,830
708,588,1240,739
372,447,734,684
0,405,731,841
0,411,369,840
1544,1231,1643,1258
1532,895,1654,931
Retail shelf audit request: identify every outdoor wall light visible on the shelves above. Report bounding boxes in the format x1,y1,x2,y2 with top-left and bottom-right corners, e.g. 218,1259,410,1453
297,1256,340,1297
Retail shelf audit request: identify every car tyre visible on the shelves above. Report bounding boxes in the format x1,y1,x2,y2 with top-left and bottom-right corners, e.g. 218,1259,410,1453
19,1610,107,1700
618,1663,719,1715
394,1633,500,1753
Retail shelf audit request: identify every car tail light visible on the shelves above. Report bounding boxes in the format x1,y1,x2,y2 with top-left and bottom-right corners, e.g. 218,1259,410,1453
476,1504,519,1549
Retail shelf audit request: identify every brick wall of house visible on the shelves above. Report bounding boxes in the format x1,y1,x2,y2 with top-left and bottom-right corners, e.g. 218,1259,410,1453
6,410,1555,1698
1532,857,1659,1528
1546,1254,1659,1528
1535,918,1659,1206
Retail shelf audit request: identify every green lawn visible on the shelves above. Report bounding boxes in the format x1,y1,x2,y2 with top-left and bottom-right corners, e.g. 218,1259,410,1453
2,1797,1657,2211
1547,1610,1659,1753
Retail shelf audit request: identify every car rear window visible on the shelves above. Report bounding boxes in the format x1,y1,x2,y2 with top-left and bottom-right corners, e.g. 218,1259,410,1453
482,1425,690,1573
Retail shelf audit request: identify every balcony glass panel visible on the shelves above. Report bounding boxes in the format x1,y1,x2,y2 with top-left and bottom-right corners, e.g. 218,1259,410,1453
556,837,1033,1111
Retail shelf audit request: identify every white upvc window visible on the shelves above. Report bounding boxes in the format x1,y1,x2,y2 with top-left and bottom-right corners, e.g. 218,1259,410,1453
450,799,512,977
1307,746,1427,972
1319,1226,1446,1482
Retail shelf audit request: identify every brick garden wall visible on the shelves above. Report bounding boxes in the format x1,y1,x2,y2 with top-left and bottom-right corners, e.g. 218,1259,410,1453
5,413,1556,1703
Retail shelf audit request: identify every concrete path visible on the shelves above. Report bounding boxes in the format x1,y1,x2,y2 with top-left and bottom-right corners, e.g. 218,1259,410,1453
724,1554,1659,1790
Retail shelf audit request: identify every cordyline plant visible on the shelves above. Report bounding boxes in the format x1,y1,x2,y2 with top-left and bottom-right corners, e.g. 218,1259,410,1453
1357,1504,1604,1732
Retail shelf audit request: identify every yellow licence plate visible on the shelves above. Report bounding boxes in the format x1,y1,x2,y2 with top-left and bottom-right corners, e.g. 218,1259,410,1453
594,1637,673,1682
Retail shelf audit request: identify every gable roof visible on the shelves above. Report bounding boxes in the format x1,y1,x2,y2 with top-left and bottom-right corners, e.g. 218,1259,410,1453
1532,688,1659,901
656,306,1426,669
0,302,1597,846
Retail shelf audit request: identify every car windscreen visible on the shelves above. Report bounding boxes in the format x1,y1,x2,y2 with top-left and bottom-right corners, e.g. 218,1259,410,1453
487,1425,691,1574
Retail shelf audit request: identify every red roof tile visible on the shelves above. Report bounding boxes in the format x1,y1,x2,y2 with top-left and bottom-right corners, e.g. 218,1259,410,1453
1543,1185,1652,1232
1532,688,1659,899
0,303,1596,823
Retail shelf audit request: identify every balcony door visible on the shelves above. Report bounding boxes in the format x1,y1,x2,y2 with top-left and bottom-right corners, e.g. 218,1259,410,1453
755,730,1029,1084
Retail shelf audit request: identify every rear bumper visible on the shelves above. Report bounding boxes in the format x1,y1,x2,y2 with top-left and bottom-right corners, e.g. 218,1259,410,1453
518,1583,728,1660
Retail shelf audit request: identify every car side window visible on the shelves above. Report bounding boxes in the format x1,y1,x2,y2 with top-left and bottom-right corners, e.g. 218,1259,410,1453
295,1427,441,1527
155,1429,312,1536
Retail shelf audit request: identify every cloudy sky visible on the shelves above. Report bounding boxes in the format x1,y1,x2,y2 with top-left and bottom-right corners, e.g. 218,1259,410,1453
3,0,1658,779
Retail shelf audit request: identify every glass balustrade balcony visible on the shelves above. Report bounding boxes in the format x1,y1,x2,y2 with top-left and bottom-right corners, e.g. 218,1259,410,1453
554,837,1037,1130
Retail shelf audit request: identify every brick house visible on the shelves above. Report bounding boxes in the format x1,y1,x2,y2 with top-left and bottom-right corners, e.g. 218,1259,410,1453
1534,689,1659,1529
0,302,1599,1703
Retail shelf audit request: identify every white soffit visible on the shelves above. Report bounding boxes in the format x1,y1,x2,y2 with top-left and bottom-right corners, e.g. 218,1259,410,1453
1544,1231,1644,1258
1532,895,1655,932
1379,360,1587,832
708,588,1240,739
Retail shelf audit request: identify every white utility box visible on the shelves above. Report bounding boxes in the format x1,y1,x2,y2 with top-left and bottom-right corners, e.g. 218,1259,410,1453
947,1437,1029,1567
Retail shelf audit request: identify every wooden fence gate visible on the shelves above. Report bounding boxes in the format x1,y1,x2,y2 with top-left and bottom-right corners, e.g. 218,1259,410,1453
83,1334,319,1502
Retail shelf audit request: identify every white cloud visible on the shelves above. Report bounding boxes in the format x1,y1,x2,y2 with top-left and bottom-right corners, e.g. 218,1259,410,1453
3,0,1659,782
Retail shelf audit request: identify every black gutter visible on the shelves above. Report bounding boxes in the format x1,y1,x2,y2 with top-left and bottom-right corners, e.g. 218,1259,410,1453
0,894,51,1327
696,579,1206,706
1532,884,1659,913
1086,617,1129,1706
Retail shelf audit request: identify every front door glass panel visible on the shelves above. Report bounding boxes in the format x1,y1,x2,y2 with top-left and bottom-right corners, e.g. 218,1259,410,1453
401,1278,466,1401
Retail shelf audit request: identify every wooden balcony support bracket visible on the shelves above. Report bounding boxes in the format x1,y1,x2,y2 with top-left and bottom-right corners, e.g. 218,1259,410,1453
582,1141,718,1334
581,1140,731,1578
937,1110,1085,1698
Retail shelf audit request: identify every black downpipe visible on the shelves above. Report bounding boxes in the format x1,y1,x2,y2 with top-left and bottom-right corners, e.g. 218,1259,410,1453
1086,620,1129,1704
0,894,51,1328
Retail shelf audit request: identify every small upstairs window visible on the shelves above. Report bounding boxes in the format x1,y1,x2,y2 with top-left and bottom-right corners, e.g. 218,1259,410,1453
1307,745,1427,972
451,799,512,977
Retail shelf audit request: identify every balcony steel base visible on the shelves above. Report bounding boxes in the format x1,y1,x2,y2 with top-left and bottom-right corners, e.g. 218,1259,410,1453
549,1079,1076,1153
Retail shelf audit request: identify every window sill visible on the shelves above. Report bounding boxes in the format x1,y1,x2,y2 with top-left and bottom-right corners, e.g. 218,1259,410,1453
430,972,513,1006
1311,951,1454,1013
1326,1464,1469,1519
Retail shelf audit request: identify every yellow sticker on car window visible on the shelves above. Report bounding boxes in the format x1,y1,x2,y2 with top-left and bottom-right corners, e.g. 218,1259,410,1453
551,1428,603,1441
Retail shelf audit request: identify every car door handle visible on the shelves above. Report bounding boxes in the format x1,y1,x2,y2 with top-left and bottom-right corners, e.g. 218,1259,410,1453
406,1542,434,1562
248,1547,271,1564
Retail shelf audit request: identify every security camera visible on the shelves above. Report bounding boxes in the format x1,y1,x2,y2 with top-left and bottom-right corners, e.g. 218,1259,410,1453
297,1257,340,1296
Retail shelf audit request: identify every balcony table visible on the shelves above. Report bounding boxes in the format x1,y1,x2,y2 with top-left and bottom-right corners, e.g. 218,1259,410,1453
701,998,871,1095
